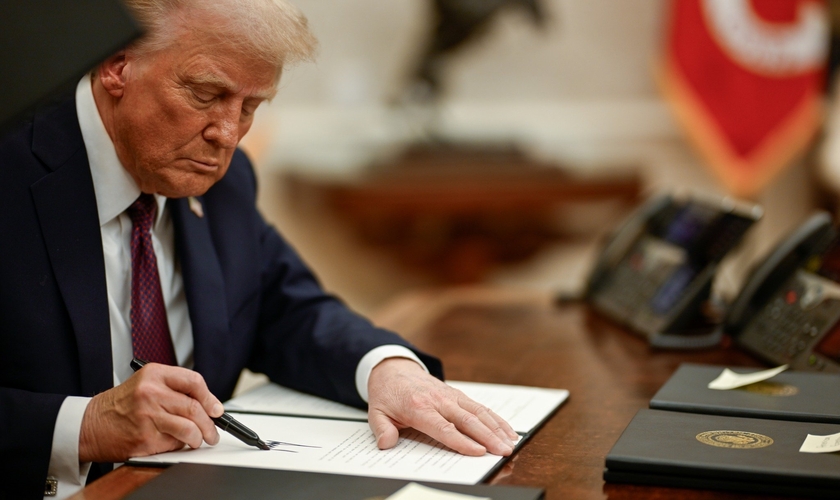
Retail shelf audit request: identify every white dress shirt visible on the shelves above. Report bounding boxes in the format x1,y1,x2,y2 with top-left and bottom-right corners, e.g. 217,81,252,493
44,76,424,499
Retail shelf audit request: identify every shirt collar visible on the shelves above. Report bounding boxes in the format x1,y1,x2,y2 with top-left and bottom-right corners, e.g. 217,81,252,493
75,76,167,227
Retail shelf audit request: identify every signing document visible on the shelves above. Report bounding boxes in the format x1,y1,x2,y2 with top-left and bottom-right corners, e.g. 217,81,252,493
132,413,511,484
131,381,568,484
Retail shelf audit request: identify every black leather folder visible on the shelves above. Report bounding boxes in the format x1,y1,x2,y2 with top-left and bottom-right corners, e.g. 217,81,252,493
604,409,840,498
650,363,840,423
125,463,545,500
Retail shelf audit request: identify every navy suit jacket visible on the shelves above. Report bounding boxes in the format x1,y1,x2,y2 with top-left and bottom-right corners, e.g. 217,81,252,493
0,97,443,499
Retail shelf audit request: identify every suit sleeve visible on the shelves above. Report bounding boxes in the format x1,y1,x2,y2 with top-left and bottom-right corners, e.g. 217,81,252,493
0,388,66,499
0,104,92,500
247,216,443,408
236,167,443,408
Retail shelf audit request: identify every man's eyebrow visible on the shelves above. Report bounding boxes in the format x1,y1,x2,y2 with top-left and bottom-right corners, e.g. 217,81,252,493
251,87,278,101
187,73,277,101
188,72,233,89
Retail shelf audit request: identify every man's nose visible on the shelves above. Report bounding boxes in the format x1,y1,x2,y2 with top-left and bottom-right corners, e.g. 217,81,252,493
204,108,241,149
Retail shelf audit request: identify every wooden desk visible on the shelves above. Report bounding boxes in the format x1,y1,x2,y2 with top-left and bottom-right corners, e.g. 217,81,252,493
71,287,799,500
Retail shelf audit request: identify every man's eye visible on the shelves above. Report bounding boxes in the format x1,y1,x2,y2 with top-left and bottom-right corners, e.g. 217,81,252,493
190,89,215,103
242,100,265,118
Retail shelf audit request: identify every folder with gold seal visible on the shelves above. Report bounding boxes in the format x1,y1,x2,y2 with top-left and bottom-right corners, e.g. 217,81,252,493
604,409,840,498
650,363,840,423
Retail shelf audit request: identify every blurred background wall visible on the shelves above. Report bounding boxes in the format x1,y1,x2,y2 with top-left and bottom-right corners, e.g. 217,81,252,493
238,0,820,317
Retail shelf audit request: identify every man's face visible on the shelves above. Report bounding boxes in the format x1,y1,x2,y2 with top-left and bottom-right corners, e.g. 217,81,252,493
108,28,278,197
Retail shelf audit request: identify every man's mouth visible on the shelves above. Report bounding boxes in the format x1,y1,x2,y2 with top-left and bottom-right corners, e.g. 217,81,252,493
185,158,219,171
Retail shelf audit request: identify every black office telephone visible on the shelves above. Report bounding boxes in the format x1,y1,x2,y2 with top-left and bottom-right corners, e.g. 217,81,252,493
586,193,762,349
723,212,840,372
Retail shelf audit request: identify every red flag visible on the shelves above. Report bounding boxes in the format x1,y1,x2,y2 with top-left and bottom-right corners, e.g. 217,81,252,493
659,0,829,198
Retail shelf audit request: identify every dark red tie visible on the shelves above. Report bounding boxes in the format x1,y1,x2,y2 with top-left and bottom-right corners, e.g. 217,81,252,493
128,193,177,365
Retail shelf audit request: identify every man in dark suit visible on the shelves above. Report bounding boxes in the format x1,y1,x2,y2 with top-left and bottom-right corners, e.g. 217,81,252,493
0,1,516,498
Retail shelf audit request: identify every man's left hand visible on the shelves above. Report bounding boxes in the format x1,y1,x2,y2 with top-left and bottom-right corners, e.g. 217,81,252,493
367,358,518,456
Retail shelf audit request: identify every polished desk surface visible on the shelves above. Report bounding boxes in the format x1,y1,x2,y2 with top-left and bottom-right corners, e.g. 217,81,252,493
70,287,804,500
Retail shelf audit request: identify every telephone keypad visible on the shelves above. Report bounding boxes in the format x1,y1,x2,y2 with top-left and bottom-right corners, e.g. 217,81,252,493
738,270,840,370
590,237,689,335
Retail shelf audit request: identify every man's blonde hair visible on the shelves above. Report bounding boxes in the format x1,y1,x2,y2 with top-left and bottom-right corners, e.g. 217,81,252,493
122,0,317,71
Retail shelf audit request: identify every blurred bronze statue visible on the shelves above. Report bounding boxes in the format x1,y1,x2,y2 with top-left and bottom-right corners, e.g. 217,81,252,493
408,0,546,102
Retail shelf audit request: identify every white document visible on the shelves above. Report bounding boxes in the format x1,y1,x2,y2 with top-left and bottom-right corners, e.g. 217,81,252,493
130,413,507,485
225,383,368,420
707,365,788,390
799,432,840,453
387,482,489,500
225,381,569,435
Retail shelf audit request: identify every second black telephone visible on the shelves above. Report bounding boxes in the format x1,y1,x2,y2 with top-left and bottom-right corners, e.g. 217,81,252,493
723,212,840,372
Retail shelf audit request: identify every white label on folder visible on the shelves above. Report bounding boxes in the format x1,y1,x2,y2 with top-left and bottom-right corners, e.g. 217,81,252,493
799,432,840,453
707,365,788,390
387,483,490,500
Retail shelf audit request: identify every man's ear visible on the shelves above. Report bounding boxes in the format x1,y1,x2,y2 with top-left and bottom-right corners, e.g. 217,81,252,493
98,51,129,98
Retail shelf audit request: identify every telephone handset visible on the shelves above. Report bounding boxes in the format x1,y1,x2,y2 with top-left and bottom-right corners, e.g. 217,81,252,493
586,192,762,349
585,194,672,298
724,212,840,372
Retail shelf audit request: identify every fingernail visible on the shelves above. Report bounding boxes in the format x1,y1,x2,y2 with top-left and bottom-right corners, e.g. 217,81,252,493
490,445,510,456
212,403,224,417
496,430,515,448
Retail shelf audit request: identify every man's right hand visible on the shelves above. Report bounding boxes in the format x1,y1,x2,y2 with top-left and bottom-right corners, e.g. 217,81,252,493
78,363,223,463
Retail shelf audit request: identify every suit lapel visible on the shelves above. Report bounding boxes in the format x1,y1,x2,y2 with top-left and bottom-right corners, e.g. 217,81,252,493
171,198,231,394
30,99,113,396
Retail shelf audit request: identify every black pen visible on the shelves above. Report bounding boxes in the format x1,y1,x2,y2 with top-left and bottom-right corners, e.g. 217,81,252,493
130,358,270,450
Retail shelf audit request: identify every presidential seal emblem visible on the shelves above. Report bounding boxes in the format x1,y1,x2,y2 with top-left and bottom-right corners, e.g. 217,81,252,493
696,430,773,449
740,381,798,397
